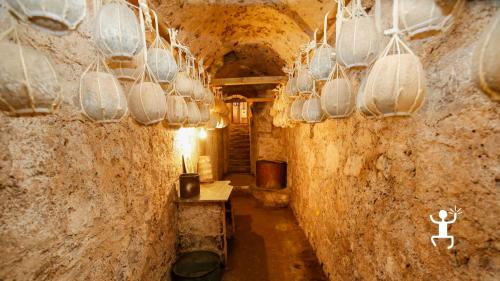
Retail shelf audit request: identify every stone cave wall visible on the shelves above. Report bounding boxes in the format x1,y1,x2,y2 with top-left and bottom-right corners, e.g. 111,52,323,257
250,102,288,174
279,2,499,281
0,4,217,280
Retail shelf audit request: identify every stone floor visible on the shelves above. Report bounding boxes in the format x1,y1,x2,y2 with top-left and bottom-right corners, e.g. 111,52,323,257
223,174,327,281
224,173,255,188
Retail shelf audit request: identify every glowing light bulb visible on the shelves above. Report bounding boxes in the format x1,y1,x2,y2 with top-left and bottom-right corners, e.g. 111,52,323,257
176,127,196,157
198,128,207,139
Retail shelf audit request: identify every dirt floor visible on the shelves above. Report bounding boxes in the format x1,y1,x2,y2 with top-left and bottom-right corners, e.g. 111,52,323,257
223,174,327,281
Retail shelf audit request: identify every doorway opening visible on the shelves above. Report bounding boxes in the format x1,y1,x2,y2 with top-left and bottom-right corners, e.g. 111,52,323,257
227,101,251,174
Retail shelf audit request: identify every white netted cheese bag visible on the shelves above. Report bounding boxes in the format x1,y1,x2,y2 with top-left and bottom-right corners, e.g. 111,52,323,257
320,62,355,118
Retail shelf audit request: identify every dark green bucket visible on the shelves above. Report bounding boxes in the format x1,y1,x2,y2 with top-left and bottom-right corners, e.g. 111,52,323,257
172,251,222,281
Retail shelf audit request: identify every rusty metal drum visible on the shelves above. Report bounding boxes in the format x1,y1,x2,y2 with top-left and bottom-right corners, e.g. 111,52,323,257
256,160,287,189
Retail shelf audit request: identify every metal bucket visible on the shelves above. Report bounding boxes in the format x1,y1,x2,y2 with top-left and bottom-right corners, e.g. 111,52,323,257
179,173,200,198
172,251,222,281
256,160,287,189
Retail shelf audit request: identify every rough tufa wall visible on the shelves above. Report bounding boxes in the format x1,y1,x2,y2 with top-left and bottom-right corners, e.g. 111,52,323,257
250,103,288,174
0,3,218,280
272,2,499,280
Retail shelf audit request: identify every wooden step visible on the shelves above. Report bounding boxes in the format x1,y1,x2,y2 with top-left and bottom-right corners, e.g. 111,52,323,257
228,124,251,174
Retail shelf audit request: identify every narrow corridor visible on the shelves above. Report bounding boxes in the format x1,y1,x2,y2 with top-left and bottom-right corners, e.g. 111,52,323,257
1,1,497,280
223,175,327,281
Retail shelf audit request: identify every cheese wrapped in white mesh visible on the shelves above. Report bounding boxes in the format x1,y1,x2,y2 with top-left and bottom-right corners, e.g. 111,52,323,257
336,0,380,68
185,100,201,127
473,10,500,102
0,39,61,115
79,57,128,123
320,63,354,118
302,94,323,123
6,0,86,35
310,13,335,80
93,2,142,60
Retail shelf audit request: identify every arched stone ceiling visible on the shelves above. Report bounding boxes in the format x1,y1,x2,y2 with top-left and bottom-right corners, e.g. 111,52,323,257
153,0,339,96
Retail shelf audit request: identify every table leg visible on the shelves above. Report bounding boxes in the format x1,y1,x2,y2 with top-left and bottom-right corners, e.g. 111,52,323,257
222,201,228,265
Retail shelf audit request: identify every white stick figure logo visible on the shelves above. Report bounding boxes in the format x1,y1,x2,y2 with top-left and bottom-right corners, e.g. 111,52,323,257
430,206,463,249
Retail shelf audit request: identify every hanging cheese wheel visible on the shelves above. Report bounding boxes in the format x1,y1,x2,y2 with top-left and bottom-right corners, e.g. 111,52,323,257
473,10,500,101
173,71,193,98
6,0,86,35
321,79,354,118
356,77,376,117
202,88,215,106
311,45,335,80
296,65,314,93
166,94,188,125
289,98,305,122
144,14,177,83
0,2,14,35
302,94,323,123
311,12,335,80
364,53,426,116
363,0,427,117
284,77,298,97
80,71,127,122
0,41,61,115
192,79,206,101
399,0,464,37
93,2,142,60
185,100,201,127
336,1,379,68
128,82,167,125
147,47,178,83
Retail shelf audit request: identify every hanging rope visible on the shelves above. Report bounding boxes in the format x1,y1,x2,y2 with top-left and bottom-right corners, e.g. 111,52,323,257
384,0,400,36
138,0,153,31
322,11,329,45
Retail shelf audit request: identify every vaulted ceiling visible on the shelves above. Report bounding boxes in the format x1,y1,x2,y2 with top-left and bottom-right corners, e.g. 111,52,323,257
152,0,340,97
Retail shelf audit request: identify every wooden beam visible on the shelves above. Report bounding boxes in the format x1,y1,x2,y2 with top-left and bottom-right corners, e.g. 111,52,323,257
248,97,275,103
223,95,274,103
212,76,286,86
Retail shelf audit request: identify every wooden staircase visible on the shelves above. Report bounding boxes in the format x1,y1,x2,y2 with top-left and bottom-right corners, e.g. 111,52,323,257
228,123,251,174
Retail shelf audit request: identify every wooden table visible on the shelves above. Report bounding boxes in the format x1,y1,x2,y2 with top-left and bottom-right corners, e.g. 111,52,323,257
175,181,233,264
